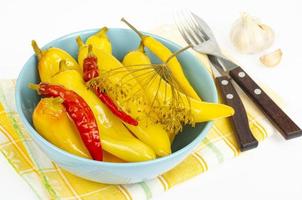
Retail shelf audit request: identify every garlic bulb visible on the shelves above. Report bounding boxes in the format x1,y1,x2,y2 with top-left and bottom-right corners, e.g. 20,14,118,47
230,13,275,54
260,49,282,67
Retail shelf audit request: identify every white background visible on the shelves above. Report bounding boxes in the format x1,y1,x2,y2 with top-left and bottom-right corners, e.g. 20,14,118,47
0,0,302,199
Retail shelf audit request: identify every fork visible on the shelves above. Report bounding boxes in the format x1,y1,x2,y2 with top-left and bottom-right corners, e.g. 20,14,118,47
175,11,302,140
175,12,258,151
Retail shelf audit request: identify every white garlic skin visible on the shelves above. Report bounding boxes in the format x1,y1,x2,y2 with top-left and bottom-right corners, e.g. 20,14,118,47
230,13,275,54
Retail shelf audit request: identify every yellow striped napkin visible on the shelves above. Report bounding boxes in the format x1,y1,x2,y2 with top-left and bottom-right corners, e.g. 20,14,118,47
0,26,276,200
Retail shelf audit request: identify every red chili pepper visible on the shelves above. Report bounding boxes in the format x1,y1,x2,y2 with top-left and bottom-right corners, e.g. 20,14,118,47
94,87,138,126
30,83,103,161
83,46,138,126
83,48,99,82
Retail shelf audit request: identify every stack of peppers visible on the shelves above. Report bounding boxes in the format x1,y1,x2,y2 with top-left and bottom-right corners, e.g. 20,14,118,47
30,26,234,163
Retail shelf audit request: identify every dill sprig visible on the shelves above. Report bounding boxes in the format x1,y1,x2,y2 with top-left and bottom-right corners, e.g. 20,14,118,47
87,63,194,137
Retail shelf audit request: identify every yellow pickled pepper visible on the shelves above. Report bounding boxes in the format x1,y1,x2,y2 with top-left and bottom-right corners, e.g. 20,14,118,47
103,151,125,163
33,98,92,159
31,41,80,82
122,45,235,140
49,69,156,162
121,18,201,101
77,35,171,157
33,98,124,163
86,27,112,54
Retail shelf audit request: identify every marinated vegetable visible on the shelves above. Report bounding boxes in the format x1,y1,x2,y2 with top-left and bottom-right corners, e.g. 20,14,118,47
30,83,103,161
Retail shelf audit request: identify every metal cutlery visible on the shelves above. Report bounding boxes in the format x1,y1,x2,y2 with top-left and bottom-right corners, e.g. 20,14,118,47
176,12,258,151
209,57,258,151
175,11,302,143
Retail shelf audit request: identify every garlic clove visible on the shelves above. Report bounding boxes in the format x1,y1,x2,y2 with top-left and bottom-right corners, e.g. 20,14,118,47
260,49,282,67
230,13,275,54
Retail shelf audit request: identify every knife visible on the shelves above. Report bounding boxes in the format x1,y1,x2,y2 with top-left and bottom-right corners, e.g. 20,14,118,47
217,57,302,139
208,56,258,151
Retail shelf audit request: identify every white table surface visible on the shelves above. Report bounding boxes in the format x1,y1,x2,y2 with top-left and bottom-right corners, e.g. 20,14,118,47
1,0,302,199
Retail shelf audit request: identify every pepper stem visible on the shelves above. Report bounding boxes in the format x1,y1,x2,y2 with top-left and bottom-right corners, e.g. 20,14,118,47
28,83,40,92
52,97,64,104
31,40,42,60
59,60,67,72
95,27,109,37
76,36,85,48
165,45,192,64
121,18,144,39
137,42,145,53
87,44,94,57
55,59,77,76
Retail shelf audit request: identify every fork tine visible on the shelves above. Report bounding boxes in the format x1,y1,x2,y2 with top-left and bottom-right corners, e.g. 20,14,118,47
175,20,192,46
175,12,196,46
186,11,209,41
183,11,206,43
175,10,226,58
176,11,207,46
178,12,201,45
190,12,217,42
183,11,204,45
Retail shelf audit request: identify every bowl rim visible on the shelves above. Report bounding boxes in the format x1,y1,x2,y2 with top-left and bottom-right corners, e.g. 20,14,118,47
15,27,217,167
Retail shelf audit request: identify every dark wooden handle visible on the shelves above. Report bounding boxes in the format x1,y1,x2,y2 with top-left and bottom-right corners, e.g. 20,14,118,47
229,67,302,139
216,76,258,151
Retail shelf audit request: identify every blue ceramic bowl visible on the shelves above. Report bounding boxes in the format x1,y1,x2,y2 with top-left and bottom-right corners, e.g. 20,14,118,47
15,28,217,184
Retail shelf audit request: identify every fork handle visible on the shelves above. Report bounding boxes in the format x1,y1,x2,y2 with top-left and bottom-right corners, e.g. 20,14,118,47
216,76,258,151
229,67,302,139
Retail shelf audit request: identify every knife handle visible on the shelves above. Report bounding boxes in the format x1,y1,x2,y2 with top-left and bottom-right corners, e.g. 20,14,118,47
229,66,302,139
216,76,258,151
